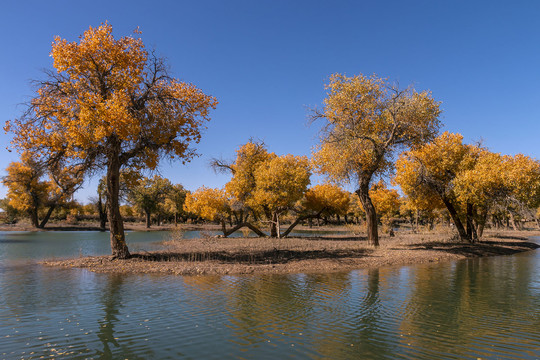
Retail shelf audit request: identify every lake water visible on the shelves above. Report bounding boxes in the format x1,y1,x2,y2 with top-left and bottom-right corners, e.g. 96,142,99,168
0,231,538,359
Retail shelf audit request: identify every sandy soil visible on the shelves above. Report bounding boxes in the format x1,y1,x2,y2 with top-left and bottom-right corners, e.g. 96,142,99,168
42,228,540,276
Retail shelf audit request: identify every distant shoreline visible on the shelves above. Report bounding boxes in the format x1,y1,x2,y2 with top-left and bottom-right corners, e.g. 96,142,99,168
41,229,540,276
0,221,220,232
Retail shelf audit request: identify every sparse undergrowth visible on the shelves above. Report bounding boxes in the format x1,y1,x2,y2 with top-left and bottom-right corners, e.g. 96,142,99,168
42,229,540,276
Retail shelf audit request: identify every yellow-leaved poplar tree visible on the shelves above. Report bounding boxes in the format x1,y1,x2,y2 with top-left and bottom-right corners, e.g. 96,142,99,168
312,73,441,246
2,153,50,228
2,151,82,228
304,184,350,217
394,132,481,241
252,154,311,237
209,141,312,238
184,187,266,237
5,24,217,258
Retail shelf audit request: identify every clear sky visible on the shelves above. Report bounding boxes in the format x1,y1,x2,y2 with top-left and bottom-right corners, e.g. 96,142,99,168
1,0,539,202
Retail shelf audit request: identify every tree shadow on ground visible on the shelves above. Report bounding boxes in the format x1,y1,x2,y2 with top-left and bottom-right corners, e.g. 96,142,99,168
402,240,539,257
293,235,368,242
485,234,529,240
131,248,372,264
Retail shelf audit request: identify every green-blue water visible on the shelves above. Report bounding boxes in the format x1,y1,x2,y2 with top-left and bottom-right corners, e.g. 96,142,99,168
0,231,539,359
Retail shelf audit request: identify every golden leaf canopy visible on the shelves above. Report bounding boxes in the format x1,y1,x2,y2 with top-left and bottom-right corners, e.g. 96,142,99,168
6,23,218,170
313,73,441,183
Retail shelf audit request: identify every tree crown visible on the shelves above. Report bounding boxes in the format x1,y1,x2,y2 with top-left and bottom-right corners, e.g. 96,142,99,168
6,23,218,171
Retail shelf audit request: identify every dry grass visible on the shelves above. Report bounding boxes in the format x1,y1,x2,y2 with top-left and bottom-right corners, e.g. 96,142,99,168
42,228,540,276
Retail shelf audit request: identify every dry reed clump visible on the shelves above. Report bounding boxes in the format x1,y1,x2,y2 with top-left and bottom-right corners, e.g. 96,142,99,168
345,223,363,235
157,235,372,265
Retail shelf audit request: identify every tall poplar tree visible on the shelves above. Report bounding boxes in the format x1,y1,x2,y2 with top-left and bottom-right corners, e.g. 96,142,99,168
312,73,441,246
5,24,217,258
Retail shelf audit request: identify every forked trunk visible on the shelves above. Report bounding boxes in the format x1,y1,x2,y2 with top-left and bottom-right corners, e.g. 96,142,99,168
222,221,266,237
356,180,379,247
106,149,130,259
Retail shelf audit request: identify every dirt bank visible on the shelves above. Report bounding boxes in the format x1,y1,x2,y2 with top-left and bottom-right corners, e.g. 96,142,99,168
42,229,540,276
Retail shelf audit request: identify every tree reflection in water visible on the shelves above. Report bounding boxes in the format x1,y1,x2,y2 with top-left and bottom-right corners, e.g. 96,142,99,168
95,273,152,360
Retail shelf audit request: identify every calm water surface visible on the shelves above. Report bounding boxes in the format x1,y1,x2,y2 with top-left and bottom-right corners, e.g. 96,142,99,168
0,231,538,359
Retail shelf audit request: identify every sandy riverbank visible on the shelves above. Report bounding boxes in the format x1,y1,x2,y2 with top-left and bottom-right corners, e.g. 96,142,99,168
42,229,540,276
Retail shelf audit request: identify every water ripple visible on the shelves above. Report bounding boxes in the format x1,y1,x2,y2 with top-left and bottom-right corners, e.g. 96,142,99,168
1,243,539,359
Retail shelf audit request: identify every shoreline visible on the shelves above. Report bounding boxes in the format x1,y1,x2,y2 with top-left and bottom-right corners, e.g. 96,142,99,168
42,230,540,276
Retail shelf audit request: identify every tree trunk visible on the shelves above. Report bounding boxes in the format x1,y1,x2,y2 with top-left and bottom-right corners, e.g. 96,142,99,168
106,148,130,259
476,206,489,239
174,213,178,227
221,220,227,235
509,212,519,231
38,205,56,228
276,213,281,239
281,217,302,238
98,194,107,231
29,207,39,228
145,211,151,228
491,215,498,229
223,222,266,237
441,196,470,242
270,212,278,237
415,209,419,233
356,180,379,247
466,203,478,242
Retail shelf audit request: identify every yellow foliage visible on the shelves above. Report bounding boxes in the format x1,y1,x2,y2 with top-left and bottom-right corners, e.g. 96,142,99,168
184,187,229,221
252,154,311,212
394,132,477,207
348,193,365,218
369,181,400,219
6,23,218,170
225,141,273,205
453,150,507,206
304,184,350,215
120,205,135,218
312,73,441,183
2,152,51,213
504,154,540,208
395,131,540,214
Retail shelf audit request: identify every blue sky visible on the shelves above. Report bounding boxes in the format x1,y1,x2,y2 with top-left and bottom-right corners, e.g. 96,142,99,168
1,0,539,202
